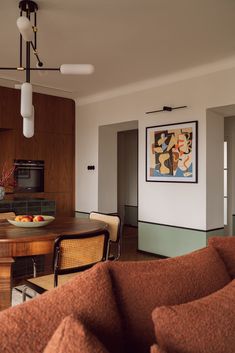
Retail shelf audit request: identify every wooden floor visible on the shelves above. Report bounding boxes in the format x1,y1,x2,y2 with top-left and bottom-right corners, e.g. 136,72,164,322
119,225,160,261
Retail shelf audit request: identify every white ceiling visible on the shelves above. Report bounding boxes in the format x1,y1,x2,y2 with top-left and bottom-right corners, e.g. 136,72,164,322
0,0,235,99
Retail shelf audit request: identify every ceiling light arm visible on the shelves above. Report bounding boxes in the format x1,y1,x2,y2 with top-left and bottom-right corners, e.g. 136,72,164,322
34,10,37,50
25,7,31,82
0,67,59,71
0,67,21,70
26,67,60,71
20,35,23,68
30,8,43,67
26,42,30,82
19,10,23,68
0,66,94,73
30,42,43,67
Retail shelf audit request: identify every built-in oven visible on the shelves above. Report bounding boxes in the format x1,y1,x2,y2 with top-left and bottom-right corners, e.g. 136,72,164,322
14,160,44,193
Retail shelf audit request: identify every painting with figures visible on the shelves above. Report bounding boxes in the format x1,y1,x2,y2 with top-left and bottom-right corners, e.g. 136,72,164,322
146,121,198,183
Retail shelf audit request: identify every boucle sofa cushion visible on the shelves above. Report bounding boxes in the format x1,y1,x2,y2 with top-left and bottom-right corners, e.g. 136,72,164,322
152,280,235,353
0,265,124,353
107,246,231,353
43,315,109,353
209,236,235,277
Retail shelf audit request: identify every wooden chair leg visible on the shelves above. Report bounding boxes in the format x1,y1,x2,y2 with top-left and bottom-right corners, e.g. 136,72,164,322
0,257,14,310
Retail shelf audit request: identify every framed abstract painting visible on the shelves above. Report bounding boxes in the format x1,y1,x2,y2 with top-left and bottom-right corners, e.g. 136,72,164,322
146,121,198,183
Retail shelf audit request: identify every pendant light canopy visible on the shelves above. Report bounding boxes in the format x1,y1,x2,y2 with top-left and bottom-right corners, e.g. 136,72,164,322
0,0,94,138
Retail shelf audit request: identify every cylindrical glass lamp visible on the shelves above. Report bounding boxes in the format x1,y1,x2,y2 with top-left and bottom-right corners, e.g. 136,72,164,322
21,83,33,118
60,64,94,75
16,16,34,42
23,106,34,138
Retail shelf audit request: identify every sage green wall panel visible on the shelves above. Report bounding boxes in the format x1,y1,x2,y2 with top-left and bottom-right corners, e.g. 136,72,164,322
206,228,225,241
139,222,207,257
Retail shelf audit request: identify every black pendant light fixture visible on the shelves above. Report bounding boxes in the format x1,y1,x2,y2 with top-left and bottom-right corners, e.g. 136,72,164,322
0,0,94,138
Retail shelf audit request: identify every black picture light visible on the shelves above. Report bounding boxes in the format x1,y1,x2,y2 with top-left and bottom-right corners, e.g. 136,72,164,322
145,105,187,114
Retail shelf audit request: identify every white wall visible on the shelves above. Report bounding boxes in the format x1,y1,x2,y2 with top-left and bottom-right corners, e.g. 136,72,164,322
76,66,235,230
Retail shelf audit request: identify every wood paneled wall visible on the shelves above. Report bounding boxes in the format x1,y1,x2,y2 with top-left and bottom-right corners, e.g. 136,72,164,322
0,86,75,216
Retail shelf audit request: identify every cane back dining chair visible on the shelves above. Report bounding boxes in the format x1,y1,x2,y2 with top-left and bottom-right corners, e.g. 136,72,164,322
22,229,109,300
89,212,122,260
0,212,16,222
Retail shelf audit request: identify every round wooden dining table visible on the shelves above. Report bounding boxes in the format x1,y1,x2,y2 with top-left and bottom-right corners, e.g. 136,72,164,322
0,217,107,311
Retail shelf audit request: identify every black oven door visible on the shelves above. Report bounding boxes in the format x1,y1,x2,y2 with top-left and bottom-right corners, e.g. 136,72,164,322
14,163,44,193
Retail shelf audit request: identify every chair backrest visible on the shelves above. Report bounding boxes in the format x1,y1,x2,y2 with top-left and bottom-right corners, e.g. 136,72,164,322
53,229,109,286
0,212,16,222
89,212,121,243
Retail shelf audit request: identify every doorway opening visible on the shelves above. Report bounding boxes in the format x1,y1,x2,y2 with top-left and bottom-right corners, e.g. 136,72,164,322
98,120,138,215
208,104,235,235
117,129,138,227
224,112,235,235
98,121,140,259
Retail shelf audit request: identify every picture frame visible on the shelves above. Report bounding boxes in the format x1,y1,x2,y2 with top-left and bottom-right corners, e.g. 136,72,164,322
146,120,198,183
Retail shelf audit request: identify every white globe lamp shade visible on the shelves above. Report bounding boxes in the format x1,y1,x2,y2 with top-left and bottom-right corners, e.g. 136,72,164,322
16,16,34,42
21,83,33,118
23,106,34,138
60,64,94,75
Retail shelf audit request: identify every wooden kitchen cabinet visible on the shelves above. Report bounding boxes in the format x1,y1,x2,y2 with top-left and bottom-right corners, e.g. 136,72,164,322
0,86,75,216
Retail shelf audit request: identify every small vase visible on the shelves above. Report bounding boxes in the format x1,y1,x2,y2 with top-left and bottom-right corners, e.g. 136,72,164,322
0,186,5,200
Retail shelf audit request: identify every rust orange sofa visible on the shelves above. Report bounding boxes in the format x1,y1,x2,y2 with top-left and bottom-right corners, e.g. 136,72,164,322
0,236,235,353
